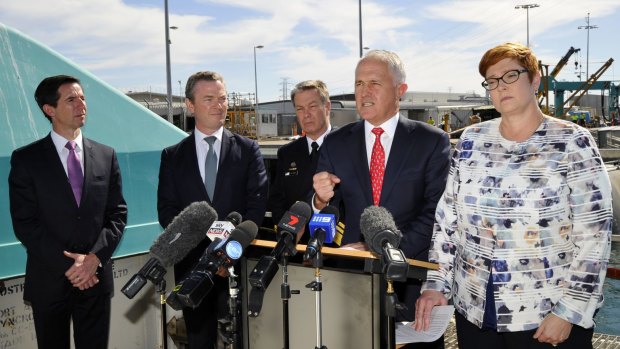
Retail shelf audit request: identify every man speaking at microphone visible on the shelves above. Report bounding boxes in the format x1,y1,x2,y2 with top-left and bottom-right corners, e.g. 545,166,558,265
157,71,268,349
312,50,451,349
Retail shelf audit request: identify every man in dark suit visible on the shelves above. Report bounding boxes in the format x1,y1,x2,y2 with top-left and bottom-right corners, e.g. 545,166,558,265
157,71,268,348
312,50,451,348
268,80,332,238
8,75,127,349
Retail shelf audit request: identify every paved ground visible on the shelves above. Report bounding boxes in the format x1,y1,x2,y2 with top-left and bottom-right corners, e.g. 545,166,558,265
441,319,620,349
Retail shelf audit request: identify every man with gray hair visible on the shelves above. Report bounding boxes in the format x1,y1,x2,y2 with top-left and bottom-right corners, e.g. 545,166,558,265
268,80,332,233
312,50,450,348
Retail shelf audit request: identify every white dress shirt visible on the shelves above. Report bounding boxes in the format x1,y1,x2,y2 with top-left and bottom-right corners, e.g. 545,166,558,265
51,130,84,176
195,127,224,184
363,113,399,167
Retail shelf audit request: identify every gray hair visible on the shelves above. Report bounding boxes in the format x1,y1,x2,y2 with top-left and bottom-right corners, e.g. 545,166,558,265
358,50,406,85
290,80,330,107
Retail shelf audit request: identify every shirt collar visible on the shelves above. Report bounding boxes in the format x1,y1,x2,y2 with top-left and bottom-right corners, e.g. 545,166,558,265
51,130,84,153
364,113,399,138
194,126,224,144
306,125,332,150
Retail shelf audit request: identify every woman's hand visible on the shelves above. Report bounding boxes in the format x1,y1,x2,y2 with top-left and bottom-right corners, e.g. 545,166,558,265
414,290,448,332
533,313,573,346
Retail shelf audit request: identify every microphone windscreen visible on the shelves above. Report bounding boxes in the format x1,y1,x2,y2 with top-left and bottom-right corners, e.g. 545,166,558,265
319,205,339,222
150,201,217,266
277,201,312,235
231,220,259,248
290,201,312,220
359,206,401,255
226,211,242,226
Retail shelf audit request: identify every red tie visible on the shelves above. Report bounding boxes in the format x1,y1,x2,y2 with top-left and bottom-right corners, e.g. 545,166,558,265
370,127,385,206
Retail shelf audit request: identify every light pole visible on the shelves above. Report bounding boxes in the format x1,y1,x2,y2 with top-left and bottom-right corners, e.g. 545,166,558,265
514,4,539,47
358,0,363,57
178,80,185,130
164,0,174,123
253,45,264,138
578,13,598,82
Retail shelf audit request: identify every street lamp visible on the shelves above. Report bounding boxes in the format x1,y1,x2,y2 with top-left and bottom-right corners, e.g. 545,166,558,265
358,0,363,58
514,4,539,47
578,13,598,82
164,0,176,123
253,45,264,138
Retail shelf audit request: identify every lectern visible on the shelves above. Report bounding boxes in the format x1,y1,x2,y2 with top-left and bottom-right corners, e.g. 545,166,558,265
241,240,438,349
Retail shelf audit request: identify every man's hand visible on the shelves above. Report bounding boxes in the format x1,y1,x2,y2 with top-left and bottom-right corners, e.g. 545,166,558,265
414,290,448,332
312,171,340,209
64,251,100,290
533,313,573,346
340,242,369,251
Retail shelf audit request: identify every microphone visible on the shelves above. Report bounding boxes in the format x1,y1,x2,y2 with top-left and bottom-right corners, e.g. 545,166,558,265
304,205,339,261
277,201,311,238
167,220,258,309
359,206,408,281
206,211,242,241
121,201,217,299
247,201,311,317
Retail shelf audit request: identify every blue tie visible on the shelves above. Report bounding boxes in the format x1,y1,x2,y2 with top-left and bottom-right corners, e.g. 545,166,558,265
204,136,217,200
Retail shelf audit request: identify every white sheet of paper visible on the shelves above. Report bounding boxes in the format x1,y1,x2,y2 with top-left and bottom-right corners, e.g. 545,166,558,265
395,305,455,344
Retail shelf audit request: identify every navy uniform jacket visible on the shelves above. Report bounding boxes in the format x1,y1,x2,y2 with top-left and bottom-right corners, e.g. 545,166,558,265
268,136,317,224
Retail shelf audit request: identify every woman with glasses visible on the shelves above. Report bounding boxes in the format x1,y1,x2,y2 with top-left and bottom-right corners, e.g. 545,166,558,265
414,42,613,349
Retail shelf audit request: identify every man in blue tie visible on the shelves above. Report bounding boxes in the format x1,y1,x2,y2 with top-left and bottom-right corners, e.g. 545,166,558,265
8,75,127,349
157,71,268,348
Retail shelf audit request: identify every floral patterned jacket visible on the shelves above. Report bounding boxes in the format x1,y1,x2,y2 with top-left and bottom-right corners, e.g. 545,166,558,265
422,116,613,332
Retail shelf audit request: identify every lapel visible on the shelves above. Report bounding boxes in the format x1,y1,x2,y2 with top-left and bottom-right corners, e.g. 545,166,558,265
213,129,234,201
380,117,415,204
295,136,312,169
42,134,77,207
80,137,95,208
349,121,374,205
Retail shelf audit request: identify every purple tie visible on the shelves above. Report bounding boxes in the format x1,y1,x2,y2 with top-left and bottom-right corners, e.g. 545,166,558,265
65,141,84,205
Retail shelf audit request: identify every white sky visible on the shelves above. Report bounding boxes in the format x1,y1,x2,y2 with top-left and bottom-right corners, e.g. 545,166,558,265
1,0,618,102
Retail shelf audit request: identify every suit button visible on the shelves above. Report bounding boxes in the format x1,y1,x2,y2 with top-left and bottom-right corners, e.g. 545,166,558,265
77,216,82,220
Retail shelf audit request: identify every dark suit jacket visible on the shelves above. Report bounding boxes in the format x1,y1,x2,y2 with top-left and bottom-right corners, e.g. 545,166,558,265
317,117,450,260
268,136,317,225
317,117,450,324
9,134,127,303
157,128,268,279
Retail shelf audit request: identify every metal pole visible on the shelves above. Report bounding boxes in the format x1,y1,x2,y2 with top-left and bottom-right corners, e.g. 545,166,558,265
578,13,598,90
514,4,539,47
359,0,363,57
526,7,530,47
253,45,263,138
164,0,173,123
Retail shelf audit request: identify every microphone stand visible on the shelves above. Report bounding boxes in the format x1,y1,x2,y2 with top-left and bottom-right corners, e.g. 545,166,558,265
156,279,168,349
305,249,327,349
381,247,408,349
384,279,405,349
220,266,240,349
279,233,299,349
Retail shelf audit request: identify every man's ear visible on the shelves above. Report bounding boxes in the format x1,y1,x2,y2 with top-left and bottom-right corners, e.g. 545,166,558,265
43,104,55,118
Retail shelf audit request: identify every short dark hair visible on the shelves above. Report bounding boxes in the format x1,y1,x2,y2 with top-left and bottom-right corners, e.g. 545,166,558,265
34,75,81,122
185,71,226,101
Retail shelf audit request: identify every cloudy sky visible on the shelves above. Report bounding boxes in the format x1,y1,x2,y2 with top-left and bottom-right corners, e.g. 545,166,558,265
1,0,619,102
